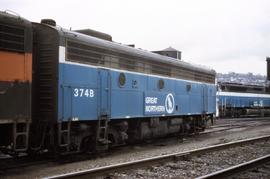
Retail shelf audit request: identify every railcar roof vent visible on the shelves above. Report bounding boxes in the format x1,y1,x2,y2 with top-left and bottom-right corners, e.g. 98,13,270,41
75,29,112,41
41,19,56,26
152,47,182,60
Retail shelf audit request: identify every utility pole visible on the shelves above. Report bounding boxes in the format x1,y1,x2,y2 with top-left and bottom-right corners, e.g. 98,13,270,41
266,57,270,92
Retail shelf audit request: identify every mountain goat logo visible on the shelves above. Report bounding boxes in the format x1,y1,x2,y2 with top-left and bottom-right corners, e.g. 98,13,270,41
165,93,175,114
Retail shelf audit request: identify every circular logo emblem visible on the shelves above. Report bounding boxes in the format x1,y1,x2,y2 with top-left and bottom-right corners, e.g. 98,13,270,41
165,93,175,114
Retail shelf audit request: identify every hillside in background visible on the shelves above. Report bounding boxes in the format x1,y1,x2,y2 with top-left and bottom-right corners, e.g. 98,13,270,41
217,72,266,86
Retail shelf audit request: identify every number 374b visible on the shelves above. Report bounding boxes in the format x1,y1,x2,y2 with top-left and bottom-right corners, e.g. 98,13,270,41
74,88,94,98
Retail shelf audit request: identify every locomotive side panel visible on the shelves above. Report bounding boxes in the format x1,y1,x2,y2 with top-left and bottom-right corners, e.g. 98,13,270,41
207,84,216,114
58,63,98,121
110,71,145,118
109,70,216,119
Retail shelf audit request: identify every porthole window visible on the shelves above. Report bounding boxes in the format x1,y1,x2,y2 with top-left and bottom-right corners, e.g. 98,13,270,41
158,79,165,89
118,73,126,87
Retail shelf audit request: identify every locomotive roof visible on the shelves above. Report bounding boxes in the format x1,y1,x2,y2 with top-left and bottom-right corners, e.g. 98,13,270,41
0,10,32,27
49,24,216,76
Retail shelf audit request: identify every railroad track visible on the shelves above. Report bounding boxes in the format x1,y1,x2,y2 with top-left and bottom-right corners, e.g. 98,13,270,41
202,119,270,135
45,135,270,179
212,117,270,128
196,154,270,179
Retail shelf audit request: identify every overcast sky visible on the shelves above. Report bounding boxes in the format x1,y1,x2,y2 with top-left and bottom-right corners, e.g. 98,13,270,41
2,0,270,75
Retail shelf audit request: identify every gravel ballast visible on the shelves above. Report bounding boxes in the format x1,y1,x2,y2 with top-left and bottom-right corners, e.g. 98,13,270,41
110,140,270,178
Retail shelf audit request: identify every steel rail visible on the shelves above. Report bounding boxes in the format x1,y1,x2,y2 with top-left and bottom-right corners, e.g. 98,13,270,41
201,121,270,135
45,135,270,179
199,123,250,137
196,154,270,179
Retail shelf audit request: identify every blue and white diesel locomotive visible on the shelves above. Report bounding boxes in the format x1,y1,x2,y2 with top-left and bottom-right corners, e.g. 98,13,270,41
0,11,216,155
217,83,270,118
32,20,216,153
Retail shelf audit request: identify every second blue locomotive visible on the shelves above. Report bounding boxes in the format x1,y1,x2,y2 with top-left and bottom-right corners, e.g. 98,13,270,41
217,82,270,118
